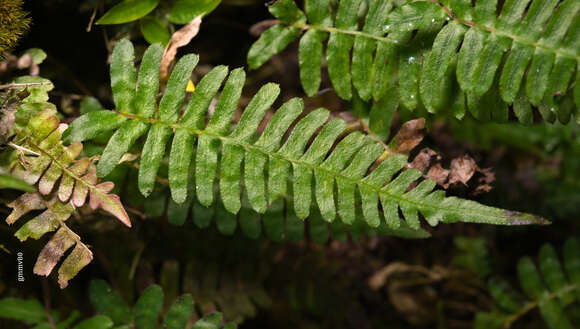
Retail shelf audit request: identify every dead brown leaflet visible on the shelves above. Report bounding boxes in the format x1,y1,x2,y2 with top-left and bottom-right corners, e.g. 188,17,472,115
160,16,202,81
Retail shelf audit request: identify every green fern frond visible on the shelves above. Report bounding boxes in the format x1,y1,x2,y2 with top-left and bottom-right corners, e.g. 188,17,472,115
248,0,580,124
5,109,130,288
476,238,580,329
66,39,547,240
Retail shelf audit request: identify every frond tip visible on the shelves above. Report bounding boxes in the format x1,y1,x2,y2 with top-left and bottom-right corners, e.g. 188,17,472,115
66,39,548,236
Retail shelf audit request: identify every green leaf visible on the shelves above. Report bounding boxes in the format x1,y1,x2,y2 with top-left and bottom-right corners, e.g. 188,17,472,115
96,0,160,25
56,311,81,329
13,76,54,103
268,0,305,24
298,29,326,96
192,312,223,329
420,21,466,113
140,17,170,46
386,2,447,32
134,285,164,329
164,294,194,329
89,280,132,324
71,315,114,329
64,110,127,143
24,48,47,64
0,174,35,191
247,25,301,69
110,39,136,113
80,97,104,114
167,0,221,24
0,298,47,324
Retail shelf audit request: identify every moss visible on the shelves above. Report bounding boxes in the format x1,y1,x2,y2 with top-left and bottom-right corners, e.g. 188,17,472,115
0,0,31,55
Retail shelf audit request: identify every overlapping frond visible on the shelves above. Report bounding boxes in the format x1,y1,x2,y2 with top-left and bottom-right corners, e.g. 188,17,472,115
476,238,580,329
5,110,130,288
67,40,547,239
248,0,580,124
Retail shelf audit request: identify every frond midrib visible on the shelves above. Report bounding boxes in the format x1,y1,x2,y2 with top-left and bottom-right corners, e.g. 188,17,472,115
24,137,111,207
116,111,504,222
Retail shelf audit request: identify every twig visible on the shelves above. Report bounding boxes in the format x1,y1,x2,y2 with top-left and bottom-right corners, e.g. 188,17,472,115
86,1,99,32
8,142,40,156
0,82,51,90
128,244,145,280
41,279,56,329
249,19,281,36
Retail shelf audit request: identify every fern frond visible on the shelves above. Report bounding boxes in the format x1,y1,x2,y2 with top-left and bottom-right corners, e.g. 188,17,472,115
66,40,547,240
476,238,580,329
89,279,238,329
0,280,237,329
5,109,130,288
248,0,580,124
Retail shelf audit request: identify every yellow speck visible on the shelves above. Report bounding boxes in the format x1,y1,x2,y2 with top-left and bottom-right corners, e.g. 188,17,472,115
0,245,11,254
186,80,195,92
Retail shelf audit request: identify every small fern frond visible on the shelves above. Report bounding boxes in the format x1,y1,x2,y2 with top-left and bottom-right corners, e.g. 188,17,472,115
6,109,130,288
476,238,580,329
89,279,238,329
248,0,580,124
67,40,547,237
0,280,237,329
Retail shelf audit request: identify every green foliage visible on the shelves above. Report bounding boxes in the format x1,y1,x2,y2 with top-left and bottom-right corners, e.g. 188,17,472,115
90,280,236,329
0,173,34,191
0,297,97,328
476,238,580,329
140,17,170,46
248,0,580,125
66,40,547,241
157,258,272,324
0,0,30,54
0,281,235,329
96,0,160,25
452,236,491,278
167,0,222,24
97,0,221,26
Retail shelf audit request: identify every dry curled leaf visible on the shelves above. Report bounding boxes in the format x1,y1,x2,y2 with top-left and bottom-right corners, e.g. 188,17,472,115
160,16,202,81
407,148,438,173
448,155,477,186
408,148,495,193
390,119,426,154
426,163,450,188
0,102,17,144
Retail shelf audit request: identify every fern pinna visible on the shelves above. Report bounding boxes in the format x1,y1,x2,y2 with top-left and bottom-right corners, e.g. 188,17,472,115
248,0,580,125
66,39,546,240
476,238,580,329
